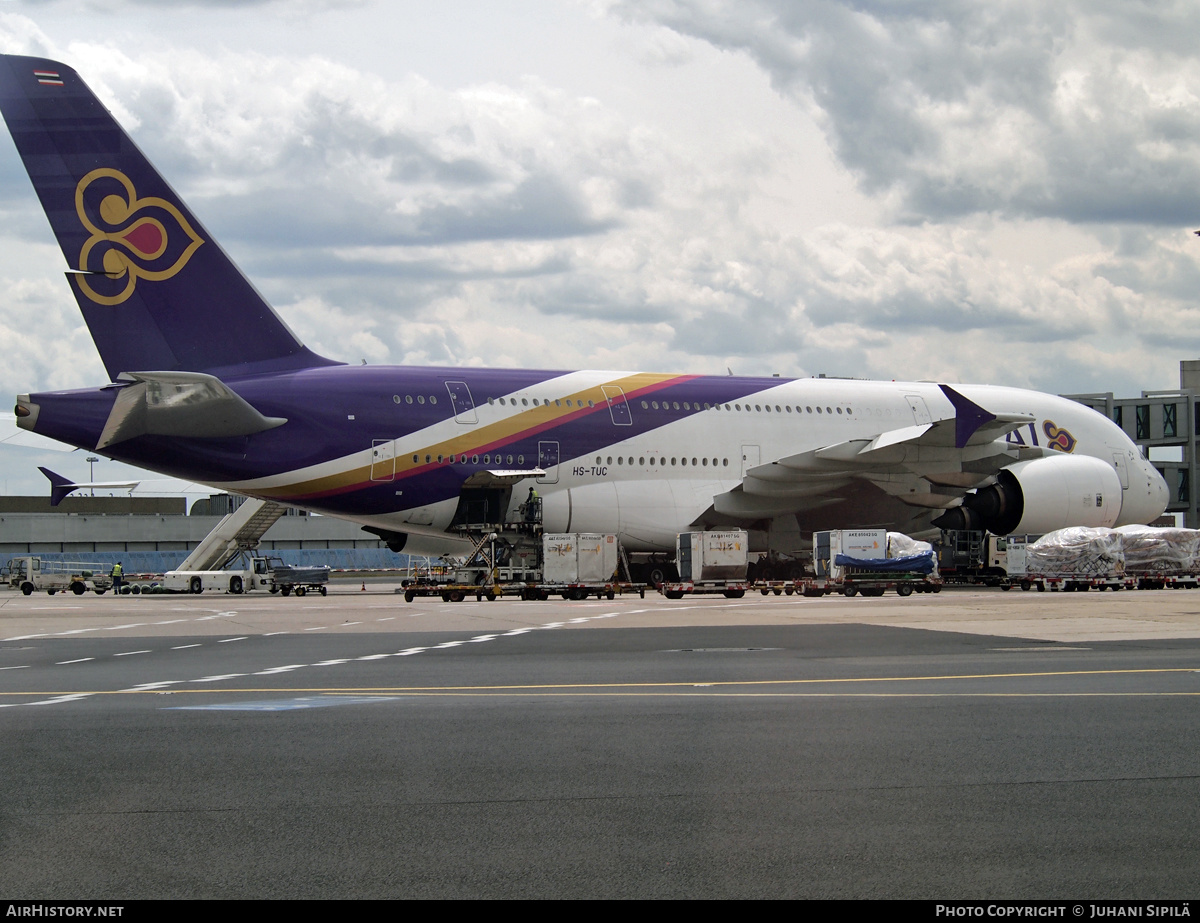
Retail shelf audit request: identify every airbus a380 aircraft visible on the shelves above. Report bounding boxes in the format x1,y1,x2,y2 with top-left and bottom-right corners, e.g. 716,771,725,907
0,55,1169,566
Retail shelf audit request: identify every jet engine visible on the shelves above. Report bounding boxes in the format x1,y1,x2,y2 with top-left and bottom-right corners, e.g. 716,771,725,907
933,455,1122,535
362,526,408,553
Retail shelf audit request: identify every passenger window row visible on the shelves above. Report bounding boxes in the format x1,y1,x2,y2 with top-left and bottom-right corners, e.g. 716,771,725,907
595,456,730,468
392,391,853,416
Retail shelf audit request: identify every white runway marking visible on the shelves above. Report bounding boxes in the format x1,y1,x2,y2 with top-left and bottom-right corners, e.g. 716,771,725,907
4,608,248,642
6,609,630,709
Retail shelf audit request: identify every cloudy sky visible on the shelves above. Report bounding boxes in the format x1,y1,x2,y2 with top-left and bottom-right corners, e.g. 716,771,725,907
0,0,1198,493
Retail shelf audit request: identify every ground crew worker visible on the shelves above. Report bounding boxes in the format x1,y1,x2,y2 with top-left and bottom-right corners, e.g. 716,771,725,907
525,487,541,522
111,561,124,593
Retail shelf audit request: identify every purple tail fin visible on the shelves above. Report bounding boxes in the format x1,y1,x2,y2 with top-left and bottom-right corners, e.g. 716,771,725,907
38,466,78,507
0,55,339,379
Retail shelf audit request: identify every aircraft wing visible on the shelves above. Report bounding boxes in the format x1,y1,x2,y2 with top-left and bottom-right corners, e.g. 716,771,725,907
713,385,1042,518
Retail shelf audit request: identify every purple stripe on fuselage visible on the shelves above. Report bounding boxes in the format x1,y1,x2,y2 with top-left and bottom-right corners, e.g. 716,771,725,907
269,372,789,513
29,367,794,516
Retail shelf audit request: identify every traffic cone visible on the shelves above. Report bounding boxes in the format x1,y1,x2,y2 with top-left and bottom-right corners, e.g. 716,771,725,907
361,581,366,591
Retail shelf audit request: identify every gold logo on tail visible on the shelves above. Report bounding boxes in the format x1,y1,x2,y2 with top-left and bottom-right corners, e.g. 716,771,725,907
74,168,204,305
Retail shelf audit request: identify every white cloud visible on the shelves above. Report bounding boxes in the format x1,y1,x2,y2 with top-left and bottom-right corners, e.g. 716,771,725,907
611,0,1200,226
0,0,1194,435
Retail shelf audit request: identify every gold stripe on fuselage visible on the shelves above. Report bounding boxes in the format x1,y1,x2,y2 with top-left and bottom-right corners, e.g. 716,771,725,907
251,372,687,502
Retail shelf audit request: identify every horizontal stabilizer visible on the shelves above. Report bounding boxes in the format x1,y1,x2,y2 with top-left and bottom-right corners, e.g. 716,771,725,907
97,371,286,450
39,466,78,506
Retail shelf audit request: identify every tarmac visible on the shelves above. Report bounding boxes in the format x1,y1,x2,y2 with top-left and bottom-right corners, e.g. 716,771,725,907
3,582,1199,898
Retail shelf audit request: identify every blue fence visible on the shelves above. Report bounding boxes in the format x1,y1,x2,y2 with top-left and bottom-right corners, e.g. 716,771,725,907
6,548,411,574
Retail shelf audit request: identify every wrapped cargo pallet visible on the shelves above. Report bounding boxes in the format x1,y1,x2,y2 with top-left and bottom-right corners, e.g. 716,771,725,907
887,532,934,559
1025,527,1123,577
1116,525,1200,575
833,531,937,575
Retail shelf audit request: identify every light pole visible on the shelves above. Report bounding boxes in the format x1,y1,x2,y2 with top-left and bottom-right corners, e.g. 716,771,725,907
85,456,98,496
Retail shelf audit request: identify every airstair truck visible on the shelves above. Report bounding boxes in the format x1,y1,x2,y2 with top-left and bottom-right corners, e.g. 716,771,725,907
162,553,330,595
161,497,329,595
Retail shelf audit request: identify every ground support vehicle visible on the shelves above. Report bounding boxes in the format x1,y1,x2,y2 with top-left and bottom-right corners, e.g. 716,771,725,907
805,529,941,597
1005,574,1133,592
659,580,752,600
935,530,1039,586
4,556,113,596
401,579,638,603
163,554,329,595
400,525,644,602
793,572,943,598
1003,530,1125,592
660,530,751,598
756,581,797,596
264,559,331,596
1004,568,1200,592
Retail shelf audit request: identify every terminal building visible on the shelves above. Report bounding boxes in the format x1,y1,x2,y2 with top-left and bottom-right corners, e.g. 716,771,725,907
0,493,406,573
1066,359,1200,529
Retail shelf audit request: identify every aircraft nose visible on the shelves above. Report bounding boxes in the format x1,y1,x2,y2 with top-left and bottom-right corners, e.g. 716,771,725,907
1154,463,1170,513
1141,461,1168,523
1114,459,1170,527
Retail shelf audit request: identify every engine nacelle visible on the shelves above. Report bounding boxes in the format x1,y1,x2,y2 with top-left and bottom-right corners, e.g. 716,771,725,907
362,526,407,553
934,455,1122,535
